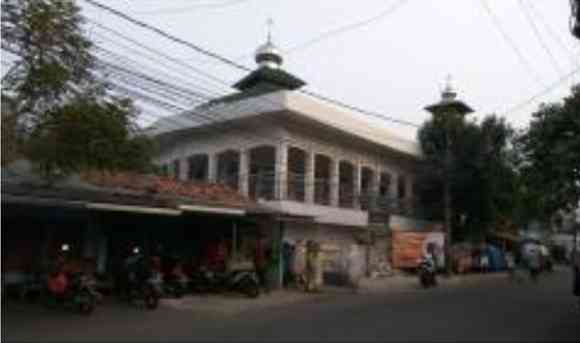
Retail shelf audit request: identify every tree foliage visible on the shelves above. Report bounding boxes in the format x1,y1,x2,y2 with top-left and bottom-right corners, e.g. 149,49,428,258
1,0,95,120
1,0,155,177
27,98,157,179
417,114,517,241
518,85,580,218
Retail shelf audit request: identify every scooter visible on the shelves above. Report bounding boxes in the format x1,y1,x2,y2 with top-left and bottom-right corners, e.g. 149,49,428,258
191,264,260,298
124,253,163,310
46,270,100,315
418,257,437,289
162,260,189,298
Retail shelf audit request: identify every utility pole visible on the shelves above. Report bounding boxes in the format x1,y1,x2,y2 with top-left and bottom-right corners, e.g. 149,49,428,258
425,76,474,276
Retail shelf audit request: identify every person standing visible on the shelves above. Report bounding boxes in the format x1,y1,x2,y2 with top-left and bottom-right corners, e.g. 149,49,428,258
573,250,580,311
254,237,270,294
480,252,490,274
528,246,541,283
505,250,515,279
347,244,364,294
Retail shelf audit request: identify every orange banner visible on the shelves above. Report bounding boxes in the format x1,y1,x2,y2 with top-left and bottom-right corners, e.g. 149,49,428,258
392,231,445,268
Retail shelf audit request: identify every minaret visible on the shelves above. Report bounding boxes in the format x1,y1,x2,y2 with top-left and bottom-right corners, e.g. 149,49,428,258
424,75,475,276
425,75,474,118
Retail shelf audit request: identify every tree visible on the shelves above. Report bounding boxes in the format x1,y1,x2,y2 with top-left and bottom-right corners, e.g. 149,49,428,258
26,97,157,179
1,0,95,122
1,0,155,177
417,115,517,242
519,85,580,218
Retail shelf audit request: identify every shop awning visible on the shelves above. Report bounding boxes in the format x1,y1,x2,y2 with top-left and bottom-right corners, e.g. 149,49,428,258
86,202,181,216
178,204,245,216
2,194,86,209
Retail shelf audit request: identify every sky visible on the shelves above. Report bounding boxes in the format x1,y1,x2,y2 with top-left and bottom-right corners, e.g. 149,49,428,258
17,0,580,140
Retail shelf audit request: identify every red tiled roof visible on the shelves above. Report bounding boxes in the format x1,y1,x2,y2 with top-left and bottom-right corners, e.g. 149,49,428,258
80,171,253,209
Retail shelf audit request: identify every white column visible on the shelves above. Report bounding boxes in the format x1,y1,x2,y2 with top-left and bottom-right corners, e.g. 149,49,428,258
305,151,315,203
406,175,414,200
239,149,249,197
372,169,381,196
208,153,217,183
390,172,399,200
330,159,340,207
371,168,381,210
354,162,362,209
275,141,288,200
180,157,189,181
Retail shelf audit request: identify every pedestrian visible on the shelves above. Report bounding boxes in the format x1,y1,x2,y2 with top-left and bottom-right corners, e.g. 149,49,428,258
254,236,270,294
282,242,293,289
347,244,364,294
505,250,515,279
528,246,541,283
573,251,580,311
293,241,306,290
480,251,489,274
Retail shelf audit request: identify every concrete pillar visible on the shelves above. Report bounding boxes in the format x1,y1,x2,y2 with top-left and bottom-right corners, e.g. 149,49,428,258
275,141,289,200
372,169,381,196
208,153,217,183
354,162,362,209
238,149,249,197
305,151,315,203
389,172,398,199
406,175,414,200
370,168,381,210
180,157,189,181
330,159,340,207
390,172,399,212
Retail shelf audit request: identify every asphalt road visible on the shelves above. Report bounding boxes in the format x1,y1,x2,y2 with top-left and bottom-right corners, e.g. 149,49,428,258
3,269,579,342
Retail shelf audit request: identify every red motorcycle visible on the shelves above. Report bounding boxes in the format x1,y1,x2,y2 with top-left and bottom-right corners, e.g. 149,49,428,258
46,268,99,315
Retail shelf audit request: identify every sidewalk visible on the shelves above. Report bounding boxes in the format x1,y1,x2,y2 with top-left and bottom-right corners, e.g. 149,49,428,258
355,271,511,294
160,290,333,316
159,270,549,316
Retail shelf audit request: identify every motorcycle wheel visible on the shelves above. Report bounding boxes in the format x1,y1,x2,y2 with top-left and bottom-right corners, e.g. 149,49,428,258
144,288,159,310
78,291,96,315
173,285,184,299
240,279,260,299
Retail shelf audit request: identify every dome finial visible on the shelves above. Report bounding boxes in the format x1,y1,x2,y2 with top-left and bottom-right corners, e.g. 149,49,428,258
255,18,283,68
442,73,457,102
266,17,274,43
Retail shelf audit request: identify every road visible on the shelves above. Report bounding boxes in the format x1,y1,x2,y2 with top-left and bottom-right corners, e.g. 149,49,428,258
3,269,579,342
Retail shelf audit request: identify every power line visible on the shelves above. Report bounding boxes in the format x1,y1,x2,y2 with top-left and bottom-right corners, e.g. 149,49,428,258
502,65,580,116
518,0,564,77
87,18,234,93
480,0,546,88
525,0,580,69
286,0,410,54
82,0,422,129
82,0,251,72
134,0,251,15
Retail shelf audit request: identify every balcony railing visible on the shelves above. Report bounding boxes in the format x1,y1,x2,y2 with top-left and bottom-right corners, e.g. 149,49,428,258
314,178,331,205
248,171,276,201
287,172,306,202
243,172,423,220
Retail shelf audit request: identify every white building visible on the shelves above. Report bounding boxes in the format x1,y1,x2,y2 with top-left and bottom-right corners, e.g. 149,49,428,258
148,38,426,274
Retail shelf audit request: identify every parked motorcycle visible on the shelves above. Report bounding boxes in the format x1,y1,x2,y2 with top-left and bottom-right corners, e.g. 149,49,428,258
46,270,100,315
162,258,189,298
418,257,437,289
190,263,260,298
124,253,163,310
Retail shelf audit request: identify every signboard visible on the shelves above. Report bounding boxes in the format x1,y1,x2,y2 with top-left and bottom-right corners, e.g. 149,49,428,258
392,231,445,268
